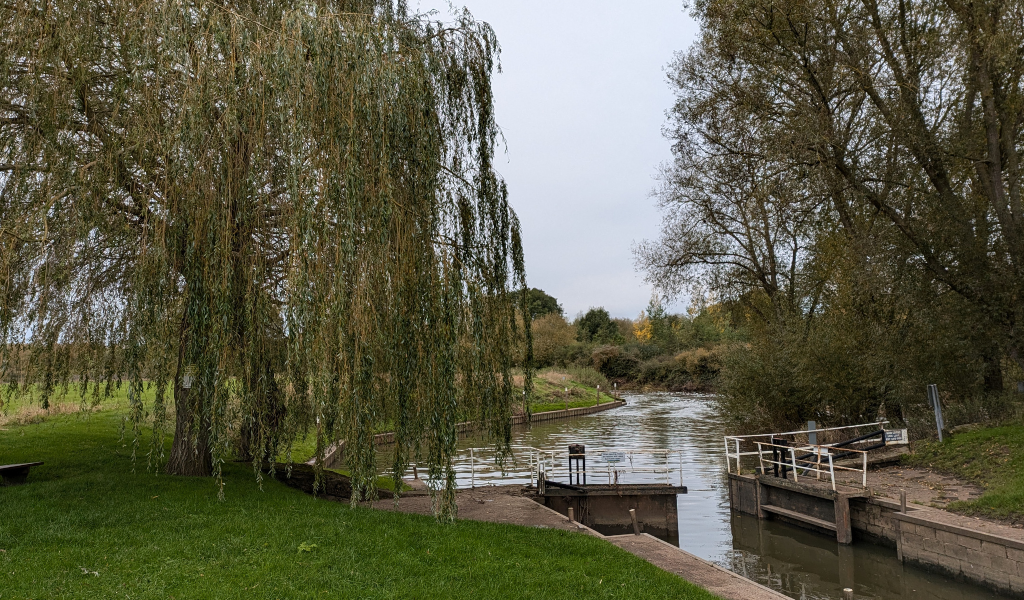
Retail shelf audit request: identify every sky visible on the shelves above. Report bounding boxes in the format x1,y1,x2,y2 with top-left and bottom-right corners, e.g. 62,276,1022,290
414,1,701,319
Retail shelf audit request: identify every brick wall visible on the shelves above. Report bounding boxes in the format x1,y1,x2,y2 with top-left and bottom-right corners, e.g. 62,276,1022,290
894,511,1024,597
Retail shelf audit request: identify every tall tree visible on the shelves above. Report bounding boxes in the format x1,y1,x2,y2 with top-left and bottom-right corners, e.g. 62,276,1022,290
683,0,1024,388
0,0,531,517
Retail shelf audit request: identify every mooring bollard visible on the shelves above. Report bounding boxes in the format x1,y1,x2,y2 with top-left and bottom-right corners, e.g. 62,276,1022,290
843,588,853,600
568,507,575,523
901,489,907,513
630,508,640,535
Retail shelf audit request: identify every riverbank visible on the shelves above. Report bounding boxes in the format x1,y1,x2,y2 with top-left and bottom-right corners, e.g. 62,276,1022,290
0,407,718,600
901,423,1024,524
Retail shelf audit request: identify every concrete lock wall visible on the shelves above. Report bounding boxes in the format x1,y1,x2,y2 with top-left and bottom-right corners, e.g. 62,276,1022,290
729,473,1024,597
542,492,679,542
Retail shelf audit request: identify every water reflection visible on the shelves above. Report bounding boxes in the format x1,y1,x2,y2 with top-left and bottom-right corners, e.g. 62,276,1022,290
399,393,1007,600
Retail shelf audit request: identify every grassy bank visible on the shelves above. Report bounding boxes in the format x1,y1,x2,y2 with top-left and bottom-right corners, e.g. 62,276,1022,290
0,406,716,600
526,367,617,414
903,423,1024,521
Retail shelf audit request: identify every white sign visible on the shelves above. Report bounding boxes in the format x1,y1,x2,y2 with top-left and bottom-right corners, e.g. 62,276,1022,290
182,365,197,390
601,451,626,464
884,429,909,445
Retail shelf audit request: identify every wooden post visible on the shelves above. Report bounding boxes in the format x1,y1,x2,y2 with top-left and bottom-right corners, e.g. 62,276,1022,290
568,507,575,523
843,588,853,600
900,489,907,513
630,508,640,535
755,477,764,519
835,495,852,544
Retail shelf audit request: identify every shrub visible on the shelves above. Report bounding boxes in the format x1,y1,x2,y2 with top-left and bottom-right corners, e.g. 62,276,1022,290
674,347,722,382
634,355,691,389
591,345,639,380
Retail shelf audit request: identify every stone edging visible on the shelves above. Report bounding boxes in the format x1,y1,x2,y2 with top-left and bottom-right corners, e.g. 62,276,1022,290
892,510,1024,552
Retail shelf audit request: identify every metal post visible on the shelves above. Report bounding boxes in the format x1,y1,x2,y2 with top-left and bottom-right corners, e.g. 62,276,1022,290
928,384,944,442
790,448,799,482
735,438,742,475
724,438,732,474
630,508,640,535
843,588,853,600
568,507,575,523
828,453,836,491
808,420,817,445
862,451,868,487
757,442,765,474
470,448,475,488
900,489,907,513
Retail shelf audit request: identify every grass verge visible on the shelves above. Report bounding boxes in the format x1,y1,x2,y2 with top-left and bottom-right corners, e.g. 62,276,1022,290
0,407,716,599
903,423,1024,521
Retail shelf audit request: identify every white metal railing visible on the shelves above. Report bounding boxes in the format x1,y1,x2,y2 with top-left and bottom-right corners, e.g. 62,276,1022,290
753,440,869,490
724,421,889,476
460,445,686,488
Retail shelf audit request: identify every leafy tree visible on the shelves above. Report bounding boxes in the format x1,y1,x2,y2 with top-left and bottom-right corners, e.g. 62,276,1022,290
0,0,531,516
530,313,575,367
576,308,620,344
643,0,1024,425
526,288,563,319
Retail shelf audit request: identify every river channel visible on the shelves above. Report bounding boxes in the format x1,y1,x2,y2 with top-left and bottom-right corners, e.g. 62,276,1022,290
441,392,1007,600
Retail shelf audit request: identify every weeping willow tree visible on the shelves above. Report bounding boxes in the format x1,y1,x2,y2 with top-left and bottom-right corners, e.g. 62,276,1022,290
0,0,532,517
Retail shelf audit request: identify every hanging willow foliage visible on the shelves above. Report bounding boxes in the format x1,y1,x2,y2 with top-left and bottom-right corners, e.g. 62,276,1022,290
0,0,533,518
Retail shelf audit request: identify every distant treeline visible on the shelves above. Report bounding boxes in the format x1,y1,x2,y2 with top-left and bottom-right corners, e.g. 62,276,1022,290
524,288,744,392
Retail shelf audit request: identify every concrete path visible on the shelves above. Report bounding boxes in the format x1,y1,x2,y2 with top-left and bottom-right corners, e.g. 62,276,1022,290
606,534,789,600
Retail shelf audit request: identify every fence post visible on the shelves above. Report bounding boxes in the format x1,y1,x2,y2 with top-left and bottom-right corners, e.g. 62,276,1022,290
790,448,799,482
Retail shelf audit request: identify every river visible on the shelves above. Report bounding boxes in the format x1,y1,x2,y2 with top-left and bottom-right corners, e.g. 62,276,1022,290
442,392,1007,600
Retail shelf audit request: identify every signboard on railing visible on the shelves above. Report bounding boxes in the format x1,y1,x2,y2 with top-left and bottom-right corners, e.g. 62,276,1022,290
884,429,909,445
601,451,626,464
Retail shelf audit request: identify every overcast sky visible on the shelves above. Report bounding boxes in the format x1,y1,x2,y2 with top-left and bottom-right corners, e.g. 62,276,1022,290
415,1,700,319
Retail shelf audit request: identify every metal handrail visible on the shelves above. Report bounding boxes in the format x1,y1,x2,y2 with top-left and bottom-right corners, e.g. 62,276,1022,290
459,445,687,488
753,441,870,489
724,421,888,475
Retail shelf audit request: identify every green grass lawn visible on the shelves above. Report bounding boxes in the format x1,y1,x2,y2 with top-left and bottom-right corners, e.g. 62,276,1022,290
0,407,716,599
903,423,1024,521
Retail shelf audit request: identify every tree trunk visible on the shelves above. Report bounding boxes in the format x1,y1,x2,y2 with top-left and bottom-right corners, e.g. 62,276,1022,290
166,384,212,476
982,349,1005,394
166,318,212,476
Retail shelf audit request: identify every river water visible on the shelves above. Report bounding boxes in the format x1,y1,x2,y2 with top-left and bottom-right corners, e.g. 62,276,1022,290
443,392,1007,600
